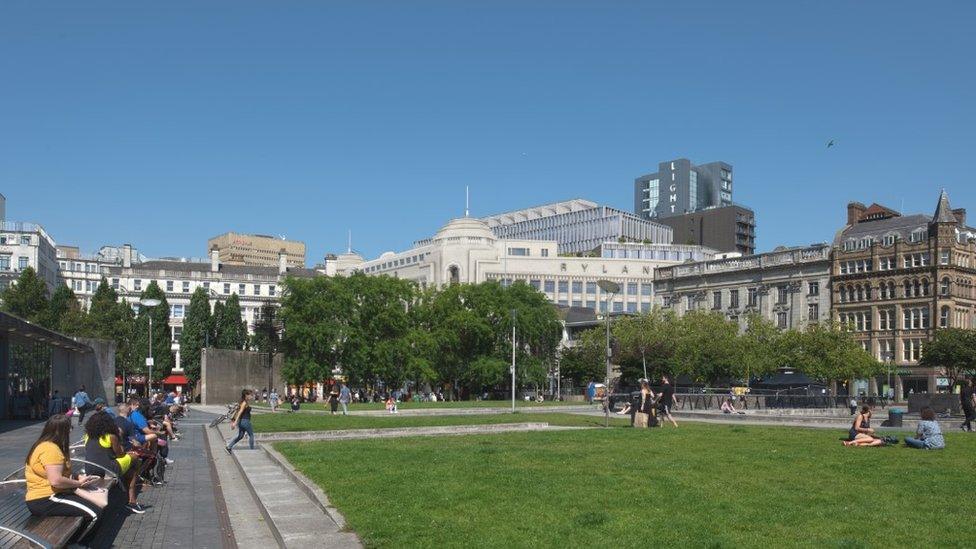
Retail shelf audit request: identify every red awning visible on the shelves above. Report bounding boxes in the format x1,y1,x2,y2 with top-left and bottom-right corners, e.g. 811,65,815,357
162,374,189,385
115,375,123,385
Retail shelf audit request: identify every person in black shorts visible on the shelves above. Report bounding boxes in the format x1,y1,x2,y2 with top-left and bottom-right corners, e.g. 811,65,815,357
658,375,678,428
961,378,975,432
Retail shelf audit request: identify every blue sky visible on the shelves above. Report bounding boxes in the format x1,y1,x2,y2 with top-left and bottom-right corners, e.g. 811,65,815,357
2,2,974,264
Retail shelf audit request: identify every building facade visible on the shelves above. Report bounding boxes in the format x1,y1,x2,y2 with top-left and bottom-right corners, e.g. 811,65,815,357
208,232,307,268
0,221,60,293
58,244,321,371
343,216,683,313
634,158,734,219
831,192,976,396
656,204,757,256
477,199,673,255
654,244,832,332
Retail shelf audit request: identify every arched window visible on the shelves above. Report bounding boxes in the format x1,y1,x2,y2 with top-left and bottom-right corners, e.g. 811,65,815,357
856,285,864,301
941,277,951,296
838,285,847,303
921,279,930,296
888,281,896,299
880,283,888,300
913,279,921,297
448,265,460,285
940,306,950,328
865,285,872,300
903,280,912,298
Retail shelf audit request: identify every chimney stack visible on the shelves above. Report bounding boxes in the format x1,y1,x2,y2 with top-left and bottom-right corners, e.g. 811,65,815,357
278,249,288,274
952,208,966,226
210,248,220,273
847,202,867,225
122,244,132,268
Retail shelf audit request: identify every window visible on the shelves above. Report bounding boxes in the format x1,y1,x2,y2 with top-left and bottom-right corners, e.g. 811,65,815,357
940,306,950,328
729,289,739,309
940,250,950,265
613,301,623,312
507,247,530,256
640,302,651,313
20,235,30,245
586,282,597,294
134,279,142,291
544,280,555,293
641,284,652,296
909,229,926,243
903,307,929,329
254,284,261,296
572,281,583,293
586,300,596,310
541,249,549,257
903,339,923,362
171,304,185,318
879,257,895,270
224,283,231,294
112,278,119,290
269,285,276,297
558,281,568,293
687,295,696,310
807,304,819,321
529,279,541,290
0,255,9,270
878,339,894,362
777,312,787,329
572,300,582,308
941,277,951,296
879,310,893,331
882,234,896,246
238,283,246,295
747,288,758,307
203,281,210,293
172,326,182,342
808,281,819,296
777,286,788,304
18,257,28,270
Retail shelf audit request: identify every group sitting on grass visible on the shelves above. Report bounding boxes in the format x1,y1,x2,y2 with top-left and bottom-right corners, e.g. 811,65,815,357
23,394,184,544
843,405,944,449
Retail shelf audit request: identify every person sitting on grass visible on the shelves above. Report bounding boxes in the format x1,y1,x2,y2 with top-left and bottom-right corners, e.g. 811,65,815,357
720,398,741,414
843,406,883,447
905,407,945,450
385,395,398,414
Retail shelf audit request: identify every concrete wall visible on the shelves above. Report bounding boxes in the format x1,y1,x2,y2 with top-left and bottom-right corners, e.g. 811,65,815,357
907,393,960,414
51,338,116,403
200,348,284,405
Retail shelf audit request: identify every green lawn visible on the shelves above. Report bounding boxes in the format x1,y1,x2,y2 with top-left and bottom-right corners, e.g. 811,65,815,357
253,399,587,412
276,424,976,548
252,411,626,433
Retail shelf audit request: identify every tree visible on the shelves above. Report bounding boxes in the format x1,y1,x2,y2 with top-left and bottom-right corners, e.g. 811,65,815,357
920,329,976,387
670,311,743,384
558,328,605,386
130,281,174,382
180,287,213,387
41,284,89,335
613,307,677,385
214,293,248,350
279,276,356,386
782,321,884,383
88,279,137,369
1,267,49,322
739,313,784,381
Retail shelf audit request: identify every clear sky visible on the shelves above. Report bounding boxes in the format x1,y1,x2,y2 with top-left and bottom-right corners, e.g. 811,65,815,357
2,2,974,264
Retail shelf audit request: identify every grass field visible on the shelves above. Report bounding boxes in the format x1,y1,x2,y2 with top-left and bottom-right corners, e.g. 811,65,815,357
276,423,976,548
252,411,626,432
252,399,587,412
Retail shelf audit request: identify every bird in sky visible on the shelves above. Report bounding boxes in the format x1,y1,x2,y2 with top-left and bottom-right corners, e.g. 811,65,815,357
826,140,835,148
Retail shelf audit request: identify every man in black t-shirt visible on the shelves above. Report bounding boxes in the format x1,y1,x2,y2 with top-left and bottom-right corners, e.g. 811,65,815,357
961,379,975,432
658,375,678,428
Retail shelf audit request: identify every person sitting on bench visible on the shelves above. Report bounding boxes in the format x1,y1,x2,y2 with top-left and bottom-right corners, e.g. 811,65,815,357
24,415,106,535
84,411,146,513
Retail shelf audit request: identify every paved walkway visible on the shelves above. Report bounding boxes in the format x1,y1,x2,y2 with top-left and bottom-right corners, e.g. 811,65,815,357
211,422,361,549
0,410,232,548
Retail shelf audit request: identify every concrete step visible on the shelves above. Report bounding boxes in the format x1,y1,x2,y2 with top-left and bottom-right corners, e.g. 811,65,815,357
231,444,362,549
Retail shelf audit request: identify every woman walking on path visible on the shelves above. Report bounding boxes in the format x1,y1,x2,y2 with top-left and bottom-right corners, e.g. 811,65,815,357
225,390,255,453
328,385,340,415
635,380,654,428
960,379,975,432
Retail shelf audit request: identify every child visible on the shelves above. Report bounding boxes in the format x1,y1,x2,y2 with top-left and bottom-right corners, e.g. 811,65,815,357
385,396,398,414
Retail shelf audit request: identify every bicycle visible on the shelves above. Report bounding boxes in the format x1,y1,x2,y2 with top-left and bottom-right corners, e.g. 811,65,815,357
208,404,239,428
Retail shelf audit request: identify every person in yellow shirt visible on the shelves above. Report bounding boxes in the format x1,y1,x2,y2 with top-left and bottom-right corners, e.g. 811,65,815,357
24,415,105,531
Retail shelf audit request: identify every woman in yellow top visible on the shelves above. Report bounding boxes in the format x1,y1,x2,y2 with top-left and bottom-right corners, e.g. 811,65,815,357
24,414,105,525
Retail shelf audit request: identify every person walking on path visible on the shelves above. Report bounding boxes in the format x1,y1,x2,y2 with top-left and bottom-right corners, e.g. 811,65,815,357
960,379,975,432
339,384,351,416
849,396,858,416
906,407,946,449
269,388,279,413
658,375,678,428
635,380,655,429
226,390,255,453
328,385,340,415
74,386,93,425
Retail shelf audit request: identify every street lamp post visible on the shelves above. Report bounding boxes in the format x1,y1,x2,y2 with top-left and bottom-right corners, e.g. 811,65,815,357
140,298,162,395
511,308,516,413
597,280,620,428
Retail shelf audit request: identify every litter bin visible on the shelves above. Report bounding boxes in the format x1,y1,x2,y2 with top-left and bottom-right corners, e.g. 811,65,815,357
888,408,904,428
